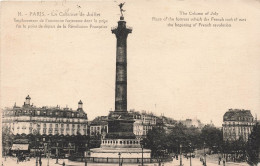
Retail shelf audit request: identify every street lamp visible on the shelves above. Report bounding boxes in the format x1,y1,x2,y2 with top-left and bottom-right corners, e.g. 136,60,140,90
118,152,121,166
189,143,192,166
180,144,183,166
140,139,144,166
33,130,39,166
204,142,207,166
47,139,51,166
141,144,144,166
85,143,88,166
56,142,59,164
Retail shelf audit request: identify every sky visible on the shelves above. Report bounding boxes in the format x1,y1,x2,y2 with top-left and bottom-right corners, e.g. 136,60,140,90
1,0,260,127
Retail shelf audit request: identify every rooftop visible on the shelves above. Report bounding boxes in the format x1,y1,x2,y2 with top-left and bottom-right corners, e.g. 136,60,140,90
223,109,254,122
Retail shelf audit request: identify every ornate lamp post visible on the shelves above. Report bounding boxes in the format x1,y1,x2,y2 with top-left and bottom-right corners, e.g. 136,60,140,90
140,139,144,166
47,139,51,166
56,142,59,164
118,152,121,166
33,129,38,166
180,144,183,166
204,142,207,166
85,143,88,166
141,144,144,166
189,143,192,166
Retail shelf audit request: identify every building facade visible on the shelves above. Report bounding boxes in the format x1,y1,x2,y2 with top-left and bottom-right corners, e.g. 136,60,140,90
2,96,88,156
179,118,204,129
130,110,157,139
2,96,88,136
89,116,108,137
222,109,255,141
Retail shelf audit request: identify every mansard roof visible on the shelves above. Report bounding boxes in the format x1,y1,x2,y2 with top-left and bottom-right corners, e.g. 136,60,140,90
223,109,254,122
3,104,88,119
90,116,108,126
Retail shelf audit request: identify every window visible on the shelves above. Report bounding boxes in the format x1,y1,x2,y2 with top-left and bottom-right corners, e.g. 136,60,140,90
49,128,53,134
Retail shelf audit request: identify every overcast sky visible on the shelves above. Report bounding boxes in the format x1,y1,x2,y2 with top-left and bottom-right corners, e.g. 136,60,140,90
1,0,260,127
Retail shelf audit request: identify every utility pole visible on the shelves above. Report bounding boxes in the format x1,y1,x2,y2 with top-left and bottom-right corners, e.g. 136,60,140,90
47,140,51,166
118,152,121,166
85,143,88,166
141,144,144,166
189,143,192,166
140,139,144,166
204,142,207,166
180,144,182,166
56,142,59,164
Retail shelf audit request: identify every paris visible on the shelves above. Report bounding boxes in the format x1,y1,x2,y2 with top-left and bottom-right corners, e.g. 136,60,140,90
1,2,259,166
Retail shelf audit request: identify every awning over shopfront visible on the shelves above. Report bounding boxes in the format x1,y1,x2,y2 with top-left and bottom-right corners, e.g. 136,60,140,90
11,144,29,151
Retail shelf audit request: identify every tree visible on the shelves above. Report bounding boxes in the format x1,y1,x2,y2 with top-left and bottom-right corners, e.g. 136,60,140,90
167,123,201,153
200,125,223,153
2,125,14,155
143,127,168,157
88,134,101,149
246,123,260,166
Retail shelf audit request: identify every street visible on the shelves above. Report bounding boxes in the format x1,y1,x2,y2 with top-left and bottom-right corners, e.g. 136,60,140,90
1,157,252,166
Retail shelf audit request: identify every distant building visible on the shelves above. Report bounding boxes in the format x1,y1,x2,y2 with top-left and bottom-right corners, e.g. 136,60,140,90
2,96,88,136
2,95,88,156
130,110,157,139
89,116,108,137
179,118,204,129
157,115,176,134
222,109,255,141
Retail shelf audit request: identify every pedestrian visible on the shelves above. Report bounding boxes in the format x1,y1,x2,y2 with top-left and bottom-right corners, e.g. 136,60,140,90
223,159,225,166
62,161,65,166
218,157,221,165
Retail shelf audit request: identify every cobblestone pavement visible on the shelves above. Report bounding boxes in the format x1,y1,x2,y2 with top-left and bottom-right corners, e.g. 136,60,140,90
1,157,254,166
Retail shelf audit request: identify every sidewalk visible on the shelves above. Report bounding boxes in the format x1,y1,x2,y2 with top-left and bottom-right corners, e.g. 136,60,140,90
1,157,252,166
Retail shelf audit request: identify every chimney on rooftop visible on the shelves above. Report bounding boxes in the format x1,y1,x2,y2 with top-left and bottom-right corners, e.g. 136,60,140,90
78,100,83,110
25,95,31,105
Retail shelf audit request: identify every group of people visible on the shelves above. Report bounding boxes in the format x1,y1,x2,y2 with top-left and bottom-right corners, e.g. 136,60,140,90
219,157,226,166
199,156,226,166
199,156,206,165
16,152,28,163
